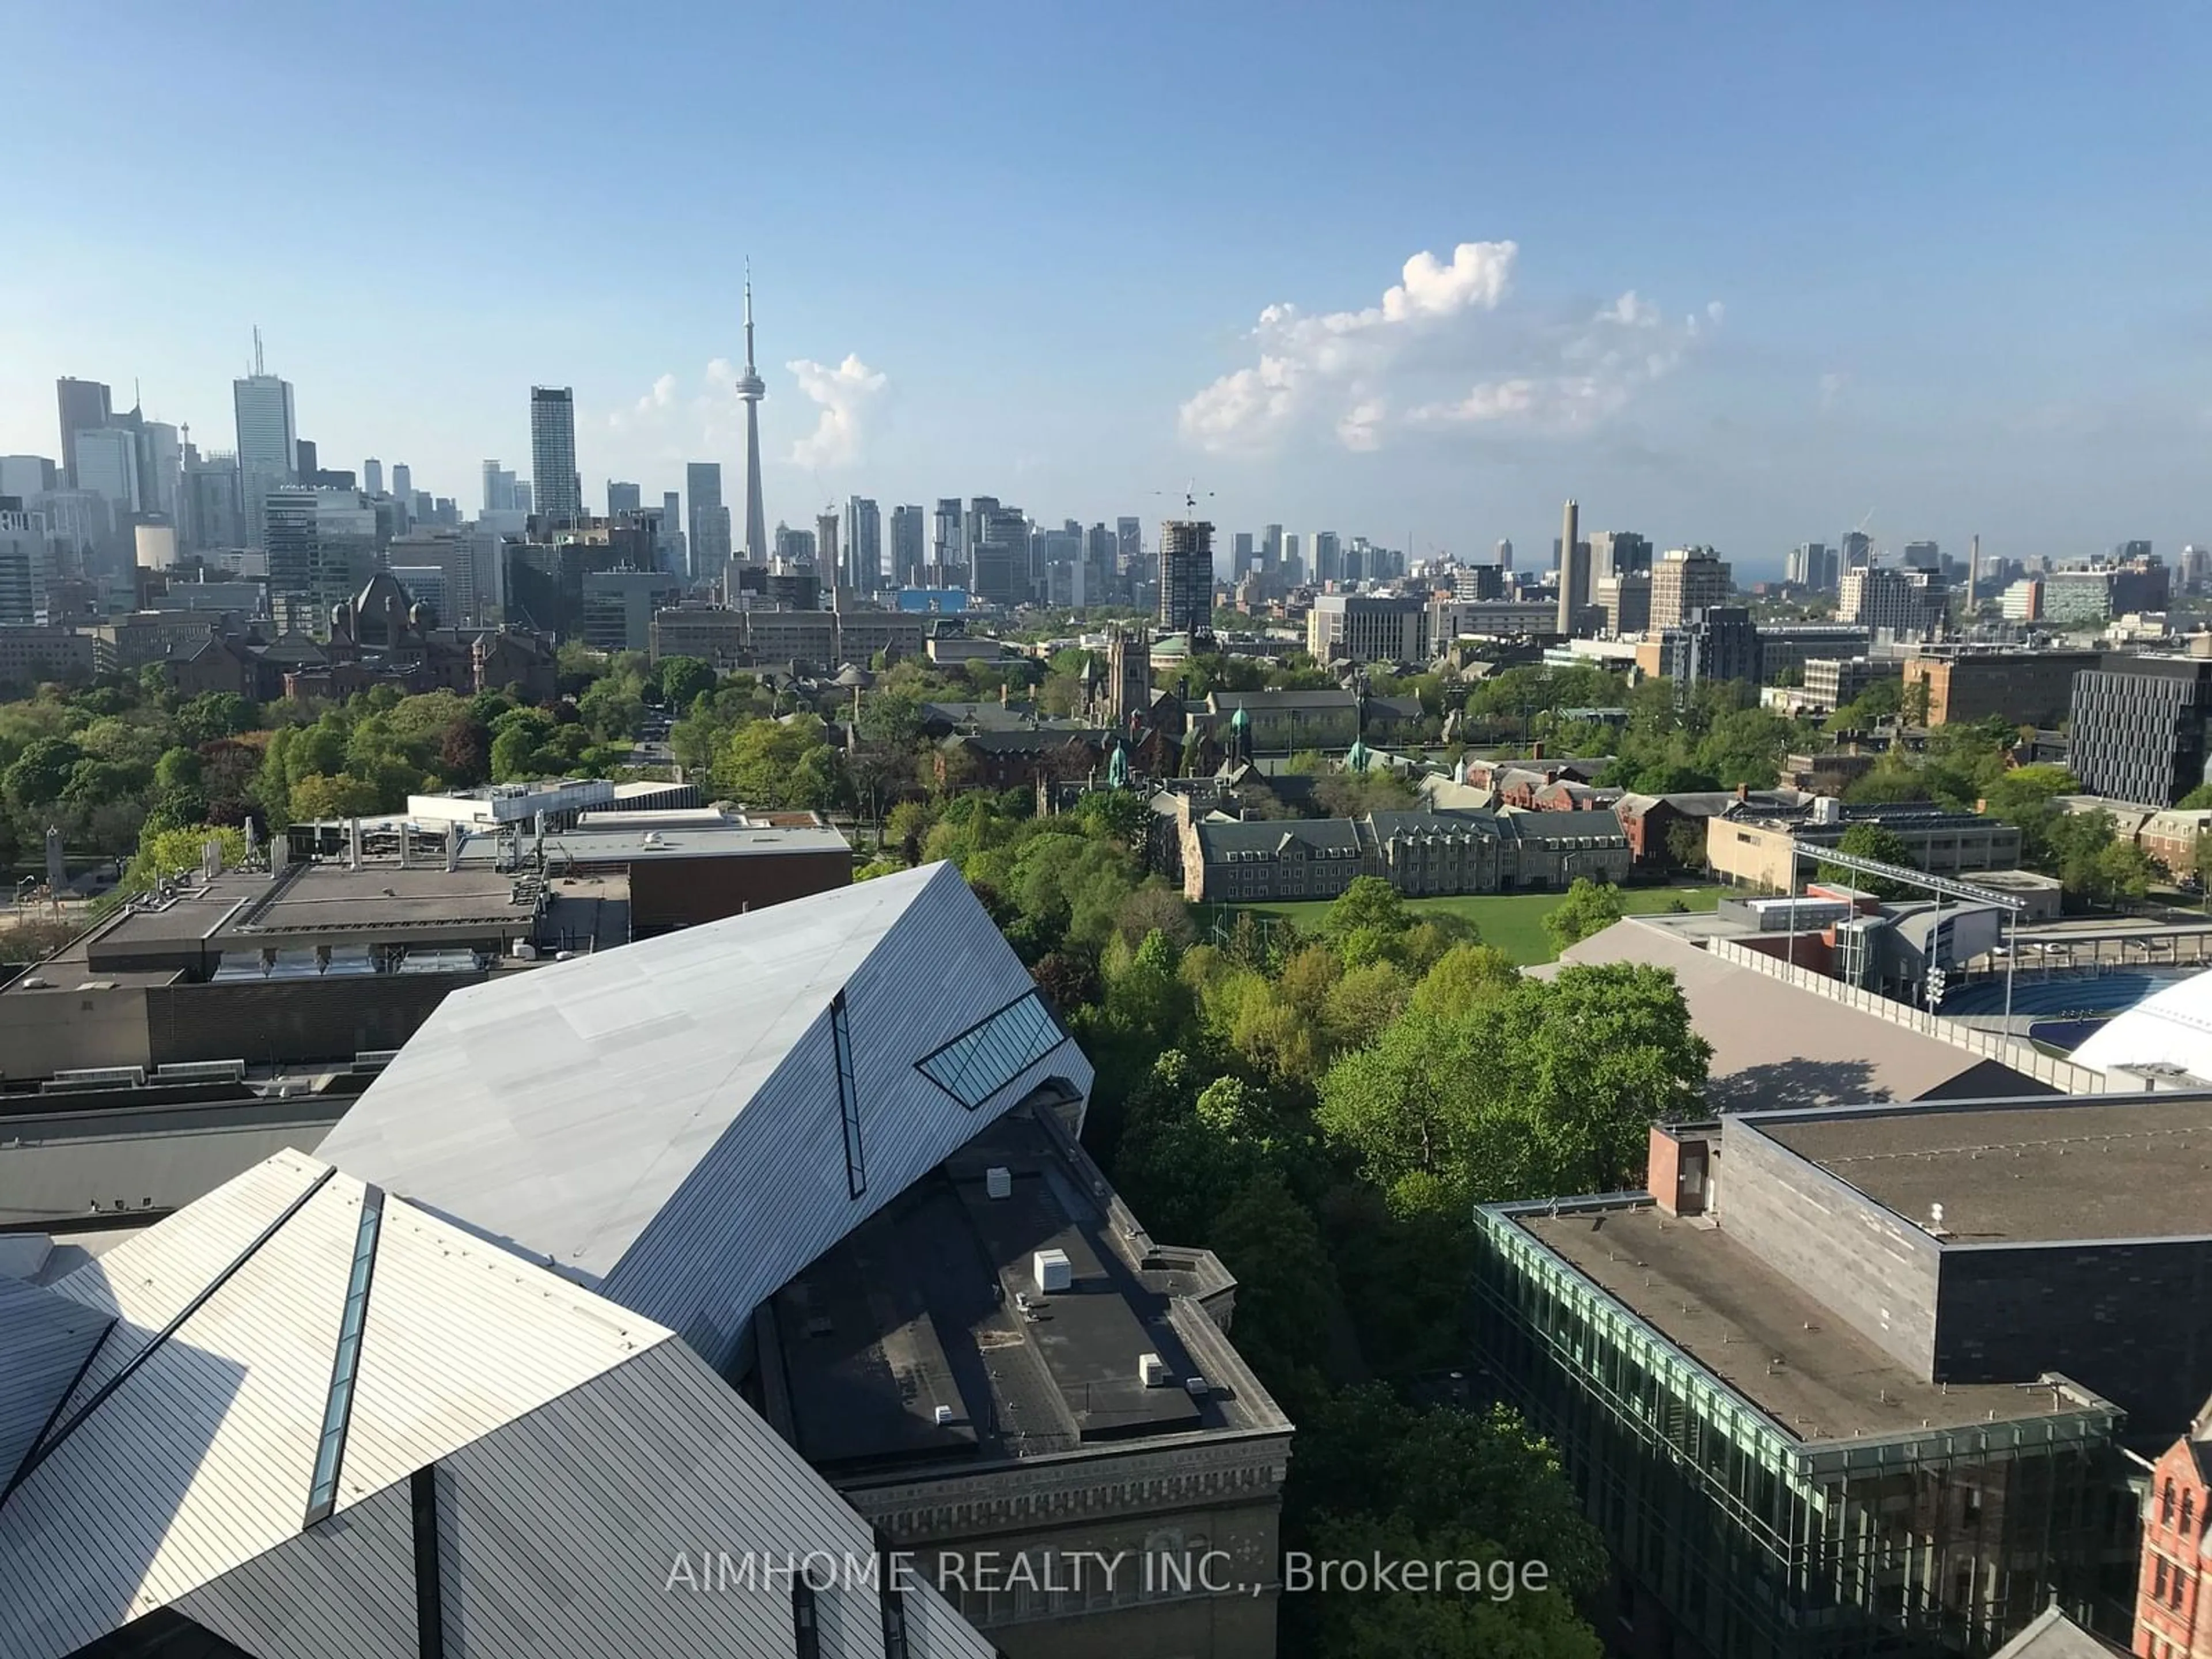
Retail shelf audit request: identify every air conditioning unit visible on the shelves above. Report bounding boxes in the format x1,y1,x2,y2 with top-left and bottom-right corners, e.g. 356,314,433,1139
985,1166,1012,1200
1032,1248,1071,1294
1139,1353,1170,1388
933,1405,955,1426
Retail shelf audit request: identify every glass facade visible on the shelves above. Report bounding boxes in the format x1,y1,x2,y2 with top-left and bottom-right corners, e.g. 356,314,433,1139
1471,1205,2131,1659
916,991,1067,1111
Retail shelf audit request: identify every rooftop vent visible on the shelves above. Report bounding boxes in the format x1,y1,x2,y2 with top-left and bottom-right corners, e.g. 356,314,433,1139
1185,1375,1210,1396
1033,1247,1071,1294
985,1166,1013,1200
933,1405,954,1426
1139,1353,1171,1388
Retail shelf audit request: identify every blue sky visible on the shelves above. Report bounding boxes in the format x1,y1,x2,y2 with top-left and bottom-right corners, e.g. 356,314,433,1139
3,1,2207,575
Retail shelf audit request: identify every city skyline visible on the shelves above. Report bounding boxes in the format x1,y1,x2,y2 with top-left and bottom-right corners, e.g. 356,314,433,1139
4,5,2210,573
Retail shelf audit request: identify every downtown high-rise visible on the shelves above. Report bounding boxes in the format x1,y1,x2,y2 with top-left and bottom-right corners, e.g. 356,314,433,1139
686,463,732,580
1158,517,1215,635
890,504,925,587
840,497,881,593
233,363,297,550
529,386,581,526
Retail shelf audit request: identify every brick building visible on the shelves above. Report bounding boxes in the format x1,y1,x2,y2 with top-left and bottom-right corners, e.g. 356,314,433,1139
1903,650,2103,728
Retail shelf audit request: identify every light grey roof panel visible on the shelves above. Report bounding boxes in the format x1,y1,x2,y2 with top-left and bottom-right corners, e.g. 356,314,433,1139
0,1152,679,1659
0,1277,110,1490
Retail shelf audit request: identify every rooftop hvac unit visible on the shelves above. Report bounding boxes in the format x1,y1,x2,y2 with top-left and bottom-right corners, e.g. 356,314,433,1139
1032,1247,1072,1294
1185,1375,1210,1396
985,1166,1012,1200
933,1405,955,1426
512,940,538,959
1138,1353,1171,1388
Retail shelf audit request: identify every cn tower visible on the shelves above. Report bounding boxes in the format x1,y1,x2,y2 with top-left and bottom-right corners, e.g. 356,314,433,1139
736,268,768,563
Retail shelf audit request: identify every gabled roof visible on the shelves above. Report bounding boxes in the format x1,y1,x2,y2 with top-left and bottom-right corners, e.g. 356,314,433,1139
1193,817,1362,857
317,864,1090,1333
1502,807,1628,843
1988,1605,2128,1658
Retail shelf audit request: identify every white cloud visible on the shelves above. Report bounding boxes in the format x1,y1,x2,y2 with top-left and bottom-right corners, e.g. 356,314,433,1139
786,354,888,468
1179,241,1720,455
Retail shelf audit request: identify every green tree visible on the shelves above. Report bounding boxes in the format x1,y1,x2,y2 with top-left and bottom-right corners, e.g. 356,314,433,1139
1316,964,1710,1221
5,737,82,806
1285,1388,1607,1659
656,656,715,711
1542,877,1624,953
153,747,203,793
1817,821,1919,898
124,823,252,892
288,772,385,820
714,715,843,809
1664,816,1708,870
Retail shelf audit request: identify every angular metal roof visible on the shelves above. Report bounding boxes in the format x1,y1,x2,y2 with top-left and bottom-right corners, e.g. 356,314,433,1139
0,1147,997,1659
317,863,1092,1326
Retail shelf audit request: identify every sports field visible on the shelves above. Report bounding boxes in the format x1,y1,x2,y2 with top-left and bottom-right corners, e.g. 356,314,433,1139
1205,885,1728,965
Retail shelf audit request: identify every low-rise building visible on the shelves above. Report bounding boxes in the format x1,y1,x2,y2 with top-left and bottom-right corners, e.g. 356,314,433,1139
1474,1094,2212,1659
0,624,97,686
1306,591,1429,663
1180,804,1629,902
1199,688,1421,753
1707,798,2023,892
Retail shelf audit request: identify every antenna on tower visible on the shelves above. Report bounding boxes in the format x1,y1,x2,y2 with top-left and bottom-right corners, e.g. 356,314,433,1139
252,326,264,377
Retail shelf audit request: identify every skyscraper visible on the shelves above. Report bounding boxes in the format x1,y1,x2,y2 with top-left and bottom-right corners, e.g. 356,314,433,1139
608,480,642,518
1158,518,1215,636
685,462,731,578
1496,537,1513,572
735,275,768,563
481,460,517,514
55,378,111,488
1312,531,1342,584
1586,531,1651,583
529,387,581,525
363,458,384,497
1116,517,1142,575
1651,546,1735,630
74,429,141,520
816,512,841,590
266,487,377,630
933,499,964,585
233,353,298,550
1556,500,1585,634
391,463,412,502
841,497,881,593
890,504,925,588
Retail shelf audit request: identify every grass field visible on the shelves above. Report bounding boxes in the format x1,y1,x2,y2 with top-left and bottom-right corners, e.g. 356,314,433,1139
1201,884,1729,965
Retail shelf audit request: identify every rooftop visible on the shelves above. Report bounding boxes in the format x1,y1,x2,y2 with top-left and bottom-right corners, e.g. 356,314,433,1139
0,1094,349,1232
771,1107,1279,1480
1543,920,2041,1109
1520,1202,2084,1444
1757,1094,2212,1243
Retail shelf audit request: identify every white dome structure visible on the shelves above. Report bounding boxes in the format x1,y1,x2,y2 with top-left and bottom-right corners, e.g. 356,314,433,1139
2071,968,2212,1081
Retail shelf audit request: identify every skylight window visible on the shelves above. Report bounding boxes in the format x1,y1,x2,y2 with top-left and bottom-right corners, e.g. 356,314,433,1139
916,990,1068,1111
305,1185,385,1527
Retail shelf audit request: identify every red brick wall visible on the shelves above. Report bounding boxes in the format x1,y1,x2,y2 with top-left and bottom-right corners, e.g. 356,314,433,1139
2135,1439,2208,1658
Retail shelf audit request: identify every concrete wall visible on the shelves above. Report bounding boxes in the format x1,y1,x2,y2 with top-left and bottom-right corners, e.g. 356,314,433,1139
145,973,487,1067
622,851,851,938
1718,1118,1945,1378
1937,1240,2212,1438
0,986,154,1080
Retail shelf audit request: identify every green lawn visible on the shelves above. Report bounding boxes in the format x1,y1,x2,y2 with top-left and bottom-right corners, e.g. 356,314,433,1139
1202,884,1728,965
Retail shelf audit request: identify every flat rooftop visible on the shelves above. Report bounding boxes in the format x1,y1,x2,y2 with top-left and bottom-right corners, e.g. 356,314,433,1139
1521,1205,2062,1444
0,1093,347,1232
768,1107,1282,1480
1758,1093,2212,1243
530,824,851,863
